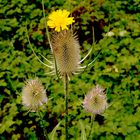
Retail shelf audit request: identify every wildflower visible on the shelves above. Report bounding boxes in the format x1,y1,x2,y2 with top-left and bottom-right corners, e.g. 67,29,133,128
51,30,81,78
47,9,75,32
119,30,127,37
105,31,115,37
83,85,108,114
22,78,47,112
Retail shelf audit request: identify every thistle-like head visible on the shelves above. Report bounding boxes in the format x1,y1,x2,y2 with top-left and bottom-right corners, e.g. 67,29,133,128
52,30,81,78
83,85,108,114
22,78,47,112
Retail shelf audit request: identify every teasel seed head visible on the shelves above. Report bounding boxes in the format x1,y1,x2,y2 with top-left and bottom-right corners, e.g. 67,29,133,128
83,85,108,114
22,78,47,112
51,30,81,78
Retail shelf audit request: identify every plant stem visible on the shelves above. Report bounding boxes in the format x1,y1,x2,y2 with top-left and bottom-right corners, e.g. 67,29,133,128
41,0,52,51
87,115,94,140
64,74,69,140
38,111,49,140
41,0,59,78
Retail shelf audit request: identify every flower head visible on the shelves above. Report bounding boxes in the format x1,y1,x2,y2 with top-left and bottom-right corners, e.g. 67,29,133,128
83,85,108,114
52,30,81,77
47,9,75,32
22,78,47,112
119,30,127,37
105,31,115,37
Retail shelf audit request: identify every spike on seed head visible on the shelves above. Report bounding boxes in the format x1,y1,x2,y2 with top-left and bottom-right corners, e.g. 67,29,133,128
22,78,47,112
83,85,108,114
52,30,81,77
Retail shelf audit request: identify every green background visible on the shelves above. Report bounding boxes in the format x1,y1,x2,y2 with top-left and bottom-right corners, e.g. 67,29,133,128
0,0,140,139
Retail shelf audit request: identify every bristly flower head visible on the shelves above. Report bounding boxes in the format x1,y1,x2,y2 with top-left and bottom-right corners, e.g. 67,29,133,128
83,85,108,114
22,78,47,112
52,30,81,78
47,9,75,32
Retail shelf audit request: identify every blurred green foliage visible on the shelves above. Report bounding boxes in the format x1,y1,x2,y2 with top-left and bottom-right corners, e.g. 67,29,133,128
0,0,140,139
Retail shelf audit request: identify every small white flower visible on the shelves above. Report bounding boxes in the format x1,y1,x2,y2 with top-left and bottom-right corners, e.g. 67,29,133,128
105,31,115,37
119,30,127,37
22,78,47,112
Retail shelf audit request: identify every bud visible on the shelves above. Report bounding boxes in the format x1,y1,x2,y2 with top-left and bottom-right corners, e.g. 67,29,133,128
52,30,81,77
83,85,108,114
22,78,47,112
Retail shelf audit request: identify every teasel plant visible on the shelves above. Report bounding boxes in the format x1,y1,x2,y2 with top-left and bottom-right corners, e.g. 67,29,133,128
83,85,108,139
25,0,101,139
21,78,49,140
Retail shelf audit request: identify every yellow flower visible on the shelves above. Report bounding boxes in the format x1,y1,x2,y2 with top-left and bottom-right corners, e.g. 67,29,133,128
47,9,75,32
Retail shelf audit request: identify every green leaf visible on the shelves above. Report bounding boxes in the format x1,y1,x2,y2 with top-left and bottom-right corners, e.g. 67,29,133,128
49,121,61,140
79,120,87,140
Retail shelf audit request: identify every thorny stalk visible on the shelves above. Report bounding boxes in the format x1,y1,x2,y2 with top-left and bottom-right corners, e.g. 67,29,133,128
64,74,69,140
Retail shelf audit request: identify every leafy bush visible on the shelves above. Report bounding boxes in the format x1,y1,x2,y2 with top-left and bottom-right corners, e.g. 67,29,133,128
0,0,140,139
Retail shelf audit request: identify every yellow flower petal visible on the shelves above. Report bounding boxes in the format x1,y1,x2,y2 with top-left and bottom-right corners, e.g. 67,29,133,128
47,9,75,32
47,20,55,28
55,26,61,32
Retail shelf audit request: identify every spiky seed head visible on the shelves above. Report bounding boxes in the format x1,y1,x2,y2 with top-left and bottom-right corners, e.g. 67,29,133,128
22,78,47,112
52,30,80,77
83,85,108,114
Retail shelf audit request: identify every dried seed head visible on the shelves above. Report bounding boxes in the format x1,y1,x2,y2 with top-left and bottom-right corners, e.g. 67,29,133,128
22,78,47,112
83,85,108,114
52,30,80,77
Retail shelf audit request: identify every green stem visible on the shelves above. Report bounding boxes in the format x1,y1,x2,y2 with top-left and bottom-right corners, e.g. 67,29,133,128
41,0,59,78
92,26,95,45
41,0,52,51
64,74,69,140
38,111,49,140
87,115,94,140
